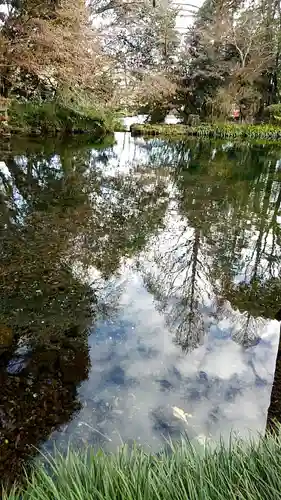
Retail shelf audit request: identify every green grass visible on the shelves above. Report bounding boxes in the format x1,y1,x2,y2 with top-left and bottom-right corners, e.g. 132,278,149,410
8,100,121,138
4,429,281,500
130,123,281,140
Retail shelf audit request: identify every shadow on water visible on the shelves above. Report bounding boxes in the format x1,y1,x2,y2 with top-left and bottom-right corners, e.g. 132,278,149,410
1,134,281,485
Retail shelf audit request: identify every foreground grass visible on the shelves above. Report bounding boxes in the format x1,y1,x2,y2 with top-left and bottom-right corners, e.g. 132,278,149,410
3,429,281,500
130,122,281,140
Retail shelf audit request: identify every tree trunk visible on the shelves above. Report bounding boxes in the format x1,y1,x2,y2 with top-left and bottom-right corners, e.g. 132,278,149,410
267,322,281,430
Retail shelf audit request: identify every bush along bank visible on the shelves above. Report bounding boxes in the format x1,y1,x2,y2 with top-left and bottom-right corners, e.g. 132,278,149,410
3,429,281,500
130,122,281,140
6,101,121,138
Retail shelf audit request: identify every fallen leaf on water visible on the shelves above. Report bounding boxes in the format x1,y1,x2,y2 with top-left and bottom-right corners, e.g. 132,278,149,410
172,406,193,424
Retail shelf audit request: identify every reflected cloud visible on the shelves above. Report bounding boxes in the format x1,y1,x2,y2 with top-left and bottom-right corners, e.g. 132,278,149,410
48,268,279,455
1,134,281,481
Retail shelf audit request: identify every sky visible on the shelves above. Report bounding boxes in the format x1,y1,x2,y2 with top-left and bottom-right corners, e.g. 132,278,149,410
173,0,204,31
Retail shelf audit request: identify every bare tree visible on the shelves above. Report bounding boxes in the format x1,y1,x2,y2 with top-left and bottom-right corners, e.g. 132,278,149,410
93,0,179,114
201,5,275,118
0,0,109,99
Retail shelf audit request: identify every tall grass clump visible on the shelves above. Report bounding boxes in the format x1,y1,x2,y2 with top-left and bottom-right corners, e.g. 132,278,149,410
3,428,281,500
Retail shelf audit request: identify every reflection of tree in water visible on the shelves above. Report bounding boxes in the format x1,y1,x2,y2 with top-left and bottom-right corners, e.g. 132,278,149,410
138,139,281,439
181,142,281,348
225,276,281,429
141,138,193,170
217,172,281,348
88,164,169,278
0,142,98,349
141,140,281,352
0,137,170,485
215,300,267,348
192,144,281,429
141,222,209,352
0,140,97,485
223,278,281,323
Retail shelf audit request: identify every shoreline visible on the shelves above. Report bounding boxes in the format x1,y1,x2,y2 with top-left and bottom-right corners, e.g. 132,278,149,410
4,429,281,499
130,123,281,140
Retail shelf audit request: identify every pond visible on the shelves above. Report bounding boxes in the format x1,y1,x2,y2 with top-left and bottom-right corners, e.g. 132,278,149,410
0,132,281,483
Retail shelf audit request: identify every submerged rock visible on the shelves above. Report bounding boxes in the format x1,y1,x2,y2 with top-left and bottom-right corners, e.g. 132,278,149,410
6,356,29,375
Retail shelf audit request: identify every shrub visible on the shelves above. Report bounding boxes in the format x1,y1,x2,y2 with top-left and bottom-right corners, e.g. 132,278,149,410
264,104,281,123
8,99,121,137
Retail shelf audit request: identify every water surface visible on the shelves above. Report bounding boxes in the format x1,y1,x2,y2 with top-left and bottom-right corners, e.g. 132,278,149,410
0,133,281,481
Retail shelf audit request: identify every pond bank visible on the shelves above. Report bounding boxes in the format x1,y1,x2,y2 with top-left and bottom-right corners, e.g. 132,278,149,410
130,123,281,140
1,101,121,139
4,430,281,500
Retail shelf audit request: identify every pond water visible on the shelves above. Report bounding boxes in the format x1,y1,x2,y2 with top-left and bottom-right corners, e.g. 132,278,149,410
0,132,281,482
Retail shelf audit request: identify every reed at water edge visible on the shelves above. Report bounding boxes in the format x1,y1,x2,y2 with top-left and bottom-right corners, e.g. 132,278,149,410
3,425,281,500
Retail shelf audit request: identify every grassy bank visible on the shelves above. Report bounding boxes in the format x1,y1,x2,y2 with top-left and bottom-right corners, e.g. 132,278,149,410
7,101,121,138
130,123,281,140
4,430,281,499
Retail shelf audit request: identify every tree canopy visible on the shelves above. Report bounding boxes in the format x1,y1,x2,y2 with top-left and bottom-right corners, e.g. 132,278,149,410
2,0,281,122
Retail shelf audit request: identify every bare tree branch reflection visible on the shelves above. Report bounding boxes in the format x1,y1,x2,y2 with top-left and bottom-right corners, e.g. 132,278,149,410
141,139,281,353
140,215,210,352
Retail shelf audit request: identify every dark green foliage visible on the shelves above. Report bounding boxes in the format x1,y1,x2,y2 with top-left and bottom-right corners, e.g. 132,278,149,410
178,0,279,120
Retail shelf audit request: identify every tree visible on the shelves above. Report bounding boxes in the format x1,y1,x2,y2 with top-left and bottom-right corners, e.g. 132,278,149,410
178,0,236,118
134,72,178,122
179,0,279,120
0,0,108,101
207,6,275,119
95,0,180,117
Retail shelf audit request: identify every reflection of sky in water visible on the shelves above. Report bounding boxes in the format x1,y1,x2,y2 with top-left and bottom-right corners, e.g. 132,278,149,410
46,263,279,453
93,132,176,176
45,134,280,453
